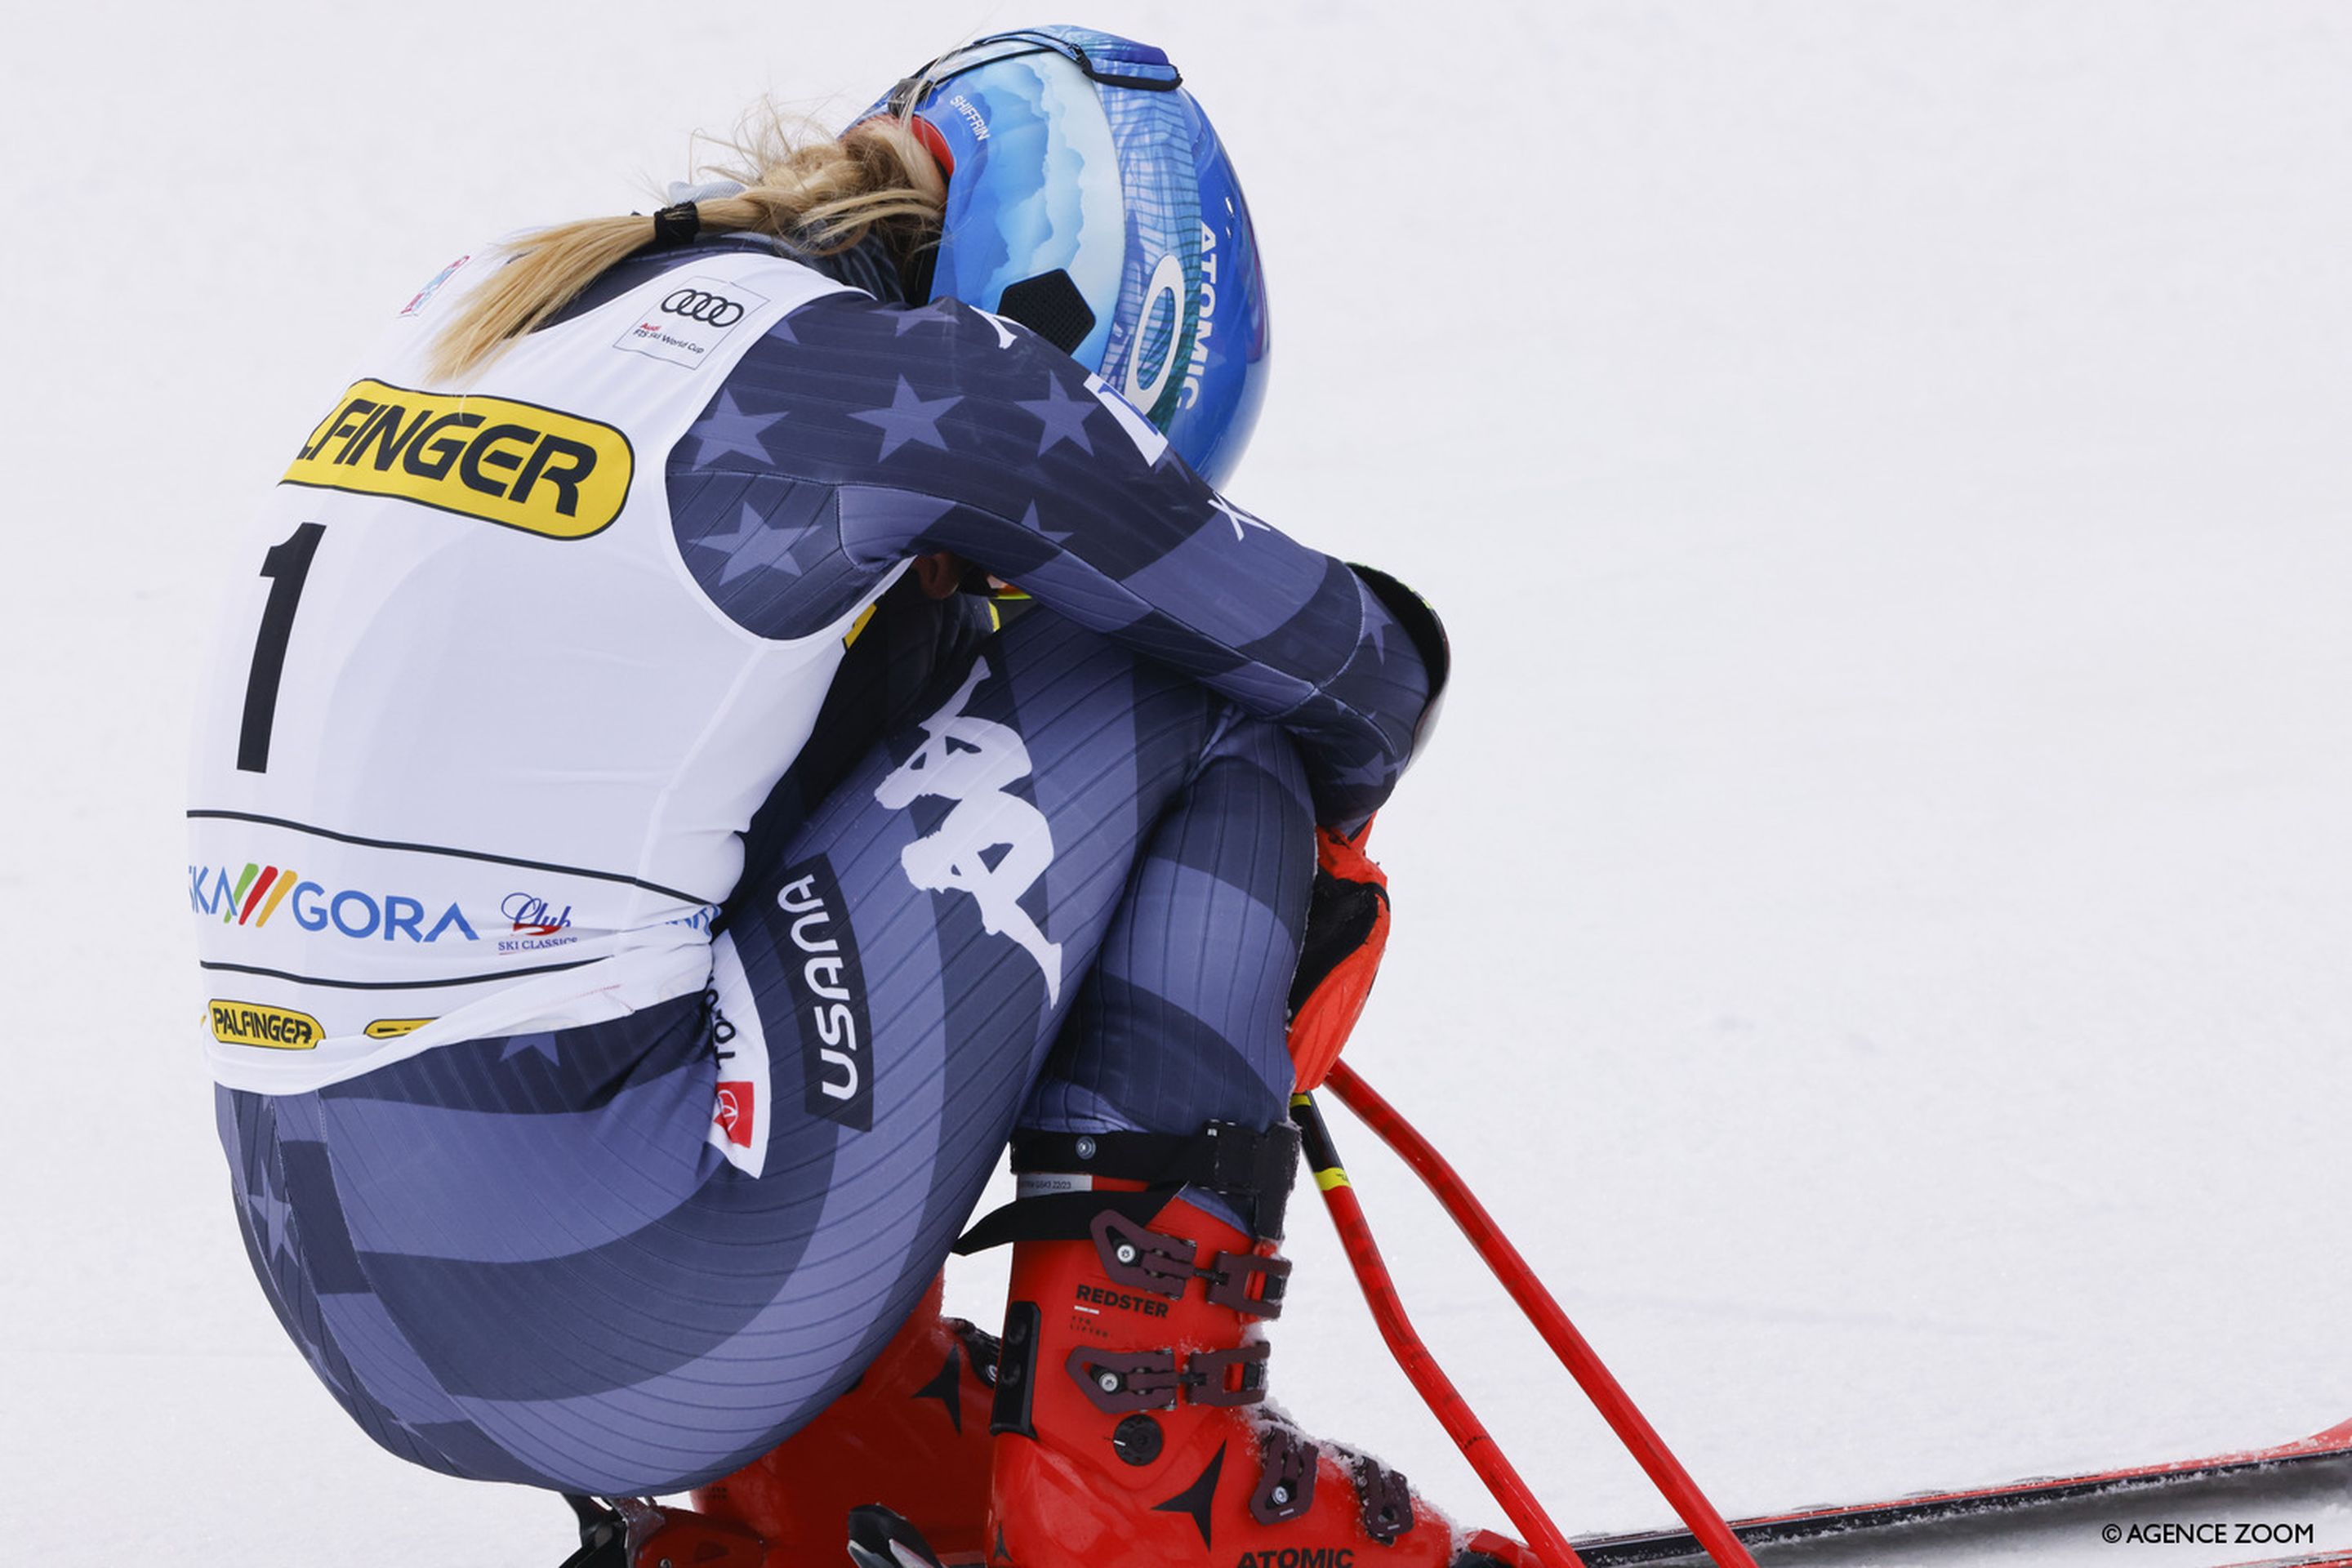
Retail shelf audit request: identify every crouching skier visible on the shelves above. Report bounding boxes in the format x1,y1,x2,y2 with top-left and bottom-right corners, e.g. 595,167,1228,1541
189,26,1532,1568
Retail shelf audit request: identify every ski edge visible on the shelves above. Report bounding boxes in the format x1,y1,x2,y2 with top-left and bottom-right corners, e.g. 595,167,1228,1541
1573,1419,2352,1566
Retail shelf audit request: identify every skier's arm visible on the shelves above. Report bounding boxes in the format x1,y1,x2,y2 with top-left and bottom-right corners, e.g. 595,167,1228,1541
728,293,1446,826
875,500,1439,831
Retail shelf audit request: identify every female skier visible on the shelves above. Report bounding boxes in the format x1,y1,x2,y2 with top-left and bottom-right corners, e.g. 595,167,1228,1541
189,27,1525,1568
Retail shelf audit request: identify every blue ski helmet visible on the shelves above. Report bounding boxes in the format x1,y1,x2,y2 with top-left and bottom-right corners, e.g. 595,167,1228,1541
859,26,1272,488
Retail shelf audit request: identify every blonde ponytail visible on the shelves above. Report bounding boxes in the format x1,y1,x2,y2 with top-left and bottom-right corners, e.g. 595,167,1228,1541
428,112,945,382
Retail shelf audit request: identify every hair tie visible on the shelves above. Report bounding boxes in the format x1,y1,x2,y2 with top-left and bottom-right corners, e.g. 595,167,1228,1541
651,202,701,245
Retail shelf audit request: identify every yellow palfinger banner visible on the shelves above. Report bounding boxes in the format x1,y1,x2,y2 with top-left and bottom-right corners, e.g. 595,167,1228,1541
283,378,633,540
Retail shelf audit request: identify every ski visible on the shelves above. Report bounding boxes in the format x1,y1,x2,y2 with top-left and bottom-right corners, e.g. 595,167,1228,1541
1572,1418,2352,1565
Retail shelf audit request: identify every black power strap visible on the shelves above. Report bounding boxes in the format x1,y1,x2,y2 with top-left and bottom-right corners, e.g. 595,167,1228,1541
954,1121,1303,1252
1013,1121,1298,1196
953,1187,1174,1257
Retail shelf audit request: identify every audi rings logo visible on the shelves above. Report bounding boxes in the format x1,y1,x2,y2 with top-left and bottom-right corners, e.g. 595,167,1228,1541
616,274,770,368
662,288,745,327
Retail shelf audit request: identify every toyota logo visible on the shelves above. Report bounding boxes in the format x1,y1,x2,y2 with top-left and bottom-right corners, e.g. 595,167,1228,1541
662,288,745,327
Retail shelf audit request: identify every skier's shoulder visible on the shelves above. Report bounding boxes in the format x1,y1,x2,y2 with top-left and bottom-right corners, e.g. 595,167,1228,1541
742,286,1085,399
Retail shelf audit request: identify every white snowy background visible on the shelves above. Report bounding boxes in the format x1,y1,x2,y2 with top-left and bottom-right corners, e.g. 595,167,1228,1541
2,2,2345,1563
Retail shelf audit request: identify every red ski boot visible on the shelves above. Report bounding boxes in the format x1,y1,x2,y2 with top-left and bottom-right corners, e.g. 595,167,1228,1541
969,1124,1535,1568
690,1275,999,1564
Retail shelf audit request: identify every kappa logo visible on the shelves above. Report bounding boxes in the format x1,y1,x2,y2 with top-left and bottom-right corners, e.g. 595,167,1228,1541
283,378,633,539
209,1000,323,1051
874,657,1063,1001
775,861,875,1130
190,862,479,943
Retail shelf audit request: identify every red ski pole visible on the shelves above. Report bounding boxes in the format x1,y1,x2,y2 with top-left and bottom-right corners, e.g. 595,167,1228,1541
1322,1061,1759,1568
1290,1092,1588,1568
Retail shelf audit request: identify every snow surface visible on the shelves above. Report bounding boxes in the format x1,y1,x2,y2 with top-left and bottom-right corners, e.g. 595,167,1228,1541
3,2,2347,1563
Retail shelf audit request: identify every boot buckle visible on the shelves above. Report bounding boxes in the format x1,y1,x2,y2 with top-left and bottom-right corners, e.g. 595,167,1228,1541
1064,1342,1269,1413
1094,1211,1292,1321
1250,1424,1320,1525
1066,1347,1182,1414
1205,1250,1292,1318
1091,1211,1197,1297
1184,1341,1270,1407
1353,1454,1416,1544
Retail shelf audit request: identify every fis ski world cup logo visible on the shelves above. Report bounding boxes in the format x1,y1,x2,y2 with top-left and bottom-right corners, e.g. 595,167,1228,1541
614,274,769,371
191,862,479,943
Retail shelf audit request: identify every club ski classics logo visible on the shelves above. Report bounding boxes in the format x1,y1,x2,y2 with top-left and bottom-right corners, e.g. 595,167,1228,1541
209,1000,323,1051
190,862,479,943
615,274,768,371
875,657,1063,1001
774,861,875,1131
498,893,577,955
283,379,633,539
